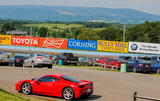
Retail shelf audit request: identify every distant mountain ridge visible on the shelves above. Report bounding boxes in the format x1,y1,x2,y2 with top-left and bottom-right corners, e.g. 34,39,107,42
0,5,160,24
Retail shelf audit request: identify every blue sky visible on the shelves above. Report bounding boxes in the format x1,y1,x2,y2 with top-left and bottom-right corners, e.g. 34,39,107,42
0,0,159,15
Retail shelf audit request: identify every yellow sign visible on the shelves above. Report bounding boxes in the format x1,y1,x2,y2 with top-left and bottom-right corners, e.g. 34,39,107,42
97,40,128,53
0,35,12,45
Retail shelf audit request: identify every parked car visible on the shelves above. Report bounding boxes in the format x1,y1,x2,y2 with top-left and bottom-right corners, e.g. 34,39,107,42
102,58,125,70
98,57,108,64
87,57,99,66
15,74,94,101
151,60,160,73
0,52,10,64
24,54,53,68
151,56,160,61
59,53,78,65
126,59,152,73
119,56,132,62
9,55,26,66
78,57,88,66
49,55,60,64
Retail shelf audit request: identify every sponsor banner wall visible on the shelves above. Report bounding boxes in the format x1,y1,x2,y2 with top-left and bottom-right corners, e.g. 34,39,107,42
129,42,160,54
0,35,12,45
97,40,128,53
12,36,39,47
39,38,68,49
68,39,97,51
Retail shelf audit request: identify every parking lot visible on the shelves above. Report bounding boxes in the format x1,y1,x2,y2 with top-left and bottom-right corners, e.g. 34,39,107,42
0,66,160,101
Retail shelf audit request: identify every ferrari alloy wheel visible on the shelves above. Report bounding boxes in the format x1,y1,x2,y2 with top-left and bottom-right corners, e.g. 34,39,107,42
21,83,32,95
63,87,75,101
31,62,35,68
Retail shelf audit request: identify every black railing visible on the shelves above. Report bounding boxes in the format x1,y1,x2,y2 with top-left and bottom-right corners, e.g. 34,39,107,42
133,92,160,101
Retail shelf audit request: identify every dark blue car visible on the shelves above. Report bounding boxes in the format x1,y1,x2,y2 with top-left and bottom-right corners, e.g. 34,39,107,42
151,60,160,74
126,59,152,73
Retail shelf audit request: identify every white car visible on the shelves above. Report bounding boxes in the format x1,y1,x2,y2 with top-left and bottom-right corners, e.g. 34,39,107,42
24,54,53,68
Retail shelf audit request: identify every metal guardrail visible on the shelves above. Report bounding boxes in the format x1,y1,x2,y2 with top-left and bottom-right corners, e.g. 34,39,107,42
93,62,119,70
133,92,160,101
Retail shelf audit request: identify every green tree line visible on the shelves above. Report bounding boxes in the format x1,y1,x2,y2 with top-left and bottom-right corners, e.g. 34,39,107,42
0,21,160,43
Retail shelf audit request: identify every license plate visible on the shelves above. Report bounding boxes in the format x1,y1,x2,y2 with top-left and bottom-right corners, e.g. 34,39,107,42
146,65,148,67
87,88,91,93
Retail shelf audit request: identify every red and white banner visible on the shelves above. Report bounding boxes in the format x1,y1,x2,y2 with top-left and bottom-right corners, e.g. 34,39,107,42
12,36,39,47
39,38,68,49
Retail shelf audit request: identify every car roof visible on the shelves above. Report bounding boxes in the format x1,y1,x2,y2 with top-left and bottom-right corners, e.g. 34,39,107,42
44,74,65,77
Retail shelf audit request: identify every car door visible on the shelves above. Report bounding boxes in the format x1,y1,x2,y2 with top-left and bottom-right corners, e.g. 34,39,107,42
34,76,58,95
152,61,159,71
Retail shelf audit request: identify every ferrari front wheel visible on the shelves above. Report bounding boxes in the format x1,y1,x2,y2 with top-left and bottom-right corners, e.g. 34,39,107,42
62,87,75,101
21,83,32,95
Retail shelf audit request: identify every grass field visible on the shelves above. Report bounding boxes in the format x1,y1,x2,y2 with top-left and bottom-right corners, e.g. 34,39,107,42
0,89,32,101
55,64,120,72
25,23,82,32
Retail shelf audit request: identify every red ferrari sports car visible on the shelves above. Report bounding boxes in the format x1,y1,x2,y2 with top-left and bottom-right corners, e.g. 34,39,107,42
15,74,94,101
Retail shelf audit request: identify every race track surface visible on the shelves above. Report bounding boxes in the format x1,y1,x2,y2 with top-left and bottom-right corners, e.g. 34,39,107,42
0,66,160,101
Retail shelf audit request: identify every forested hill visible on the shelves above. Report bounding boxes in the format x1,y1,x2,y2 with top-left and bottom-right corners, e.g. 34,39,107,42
0,5,160,24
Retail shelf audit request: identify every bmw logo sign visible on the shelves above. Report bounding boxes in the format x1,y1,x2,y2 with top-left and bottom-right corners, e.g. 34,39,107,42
131,43,138,50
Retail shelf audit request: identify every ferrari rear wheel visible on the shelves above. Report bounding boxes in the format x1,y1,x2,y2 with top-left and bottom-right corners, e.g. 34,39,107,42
62,87,75,101
21,83,32,95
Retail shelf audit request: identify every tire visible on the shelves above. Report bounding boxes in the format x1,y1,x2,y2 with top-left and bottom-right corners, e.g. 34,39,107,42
156,68,160,74
21,82,32,95
31,62,35,68
62,87,75,101
47,65,52,69
133,67,137,73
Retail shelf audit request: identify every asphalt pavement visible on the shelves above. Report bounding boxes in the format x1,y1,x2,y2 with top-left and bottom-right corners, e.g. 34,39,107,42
0,66,160,101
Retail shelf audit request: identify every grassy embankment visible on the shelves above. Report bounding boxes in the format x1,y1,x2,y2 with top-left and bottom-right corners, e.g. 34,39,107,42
0,89,32,101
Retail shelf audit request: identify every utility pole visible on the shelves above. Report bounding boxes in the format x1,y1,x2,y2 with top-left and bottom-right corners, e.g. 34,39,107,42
123,25,126,55
30,26,32,55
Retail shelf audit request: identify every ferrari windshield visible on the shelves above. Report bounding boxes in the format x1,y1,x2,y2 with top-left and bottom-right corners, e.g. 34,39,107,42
61,75,82,83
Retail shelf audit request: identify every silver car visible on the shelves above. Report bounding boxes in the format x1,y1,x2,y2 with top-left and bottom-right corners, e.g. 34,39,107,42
24,54,53,68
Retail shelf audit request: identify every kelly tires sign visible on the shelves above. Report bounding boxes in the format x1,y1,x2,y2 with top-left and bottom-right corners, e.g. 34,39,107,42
97,40,128,53
129,42,160,54
68,39,97,51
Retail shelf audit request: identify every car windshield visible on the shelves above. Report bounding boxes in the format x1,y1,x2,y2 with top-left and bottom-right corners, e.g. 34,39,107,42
115,59,124,62
37,54,48,57
137,57,151,61
138,59,150,63
61,75,82,83
15,56,25,59
100,58,104,60
153,61,160,64
125,57,131,60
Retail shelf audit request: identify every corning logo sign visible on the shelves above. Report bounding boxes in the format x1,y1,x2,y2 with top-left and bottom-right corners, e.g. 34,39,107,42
69,41,96,48
42,39,64,48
